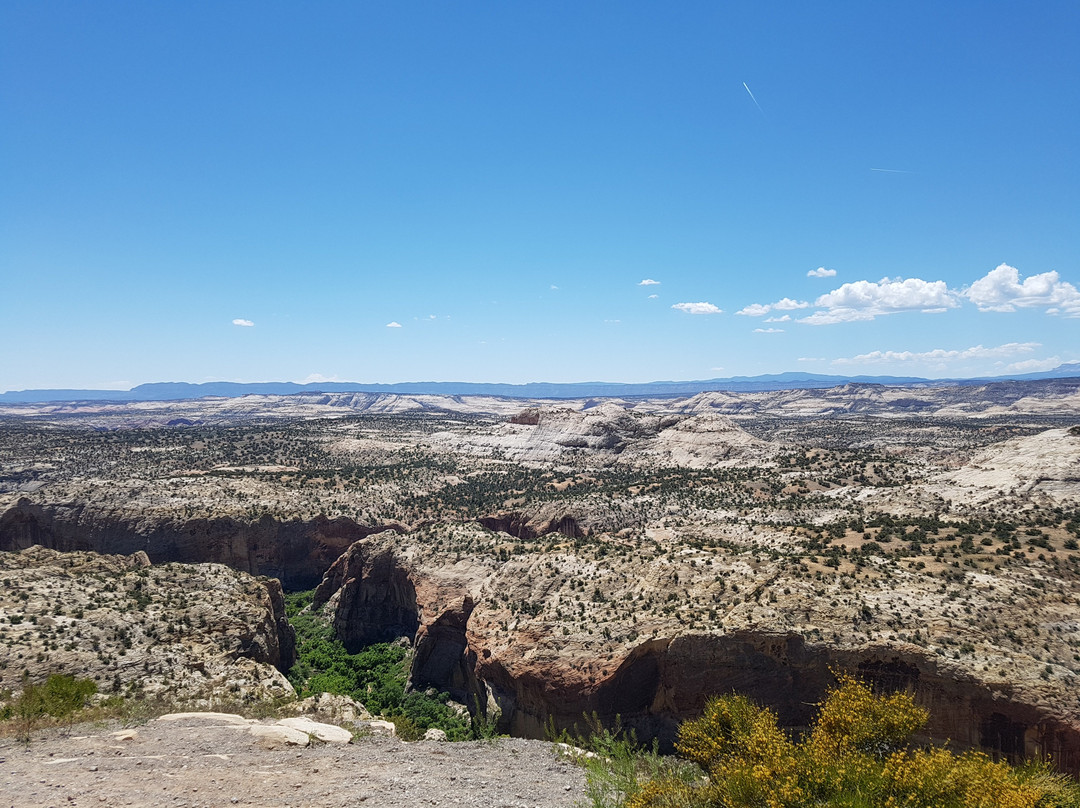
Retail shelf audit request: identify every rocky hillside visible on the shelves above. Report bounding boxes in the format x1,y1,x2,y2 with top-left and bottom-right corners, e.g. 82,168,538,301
429,405,774,468
1,400,1079,775
310,521,1080,775
0,546,295,704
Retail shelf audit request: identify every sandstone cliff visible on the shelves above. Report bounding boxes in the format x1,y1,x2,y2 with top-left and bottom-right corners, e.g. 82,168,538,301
309,525,1080,775
0,499,402,590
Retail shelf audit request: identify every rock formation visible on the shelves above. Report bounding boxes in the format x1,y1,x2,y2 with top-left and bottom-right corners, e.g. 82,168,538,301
2,389,1078,776
309,526,1080,775
429,404,775,468
0,500,403,589
0,545,296,704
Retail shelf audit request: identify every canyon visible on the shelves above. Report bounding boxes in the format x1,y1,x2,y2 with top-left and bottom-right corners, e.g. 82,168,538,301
1,380,1079,774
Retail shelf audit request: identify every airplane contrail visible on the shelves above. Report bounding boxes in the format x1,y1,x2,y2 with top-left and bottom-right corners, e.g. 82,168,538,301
742,82,764,115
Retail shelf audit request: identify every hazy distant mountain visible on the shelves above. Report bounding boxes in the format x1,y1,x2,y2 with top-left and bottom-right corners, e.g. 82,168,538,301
3,363,1078,404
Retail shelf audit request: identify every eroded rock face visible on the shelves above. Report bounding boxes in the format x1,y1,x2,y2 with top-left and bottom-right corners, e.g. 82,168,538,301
429,405,775,468
491,632,1080,775
312,529,1080,775
313,537,420,651
476,511,585,540
0,499,402,589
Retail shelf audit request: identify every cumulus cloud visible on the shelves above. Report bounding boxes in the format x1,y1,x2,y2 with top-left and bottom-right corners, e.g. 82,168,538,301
753,327,784,333
639,278,661,286
672,302,722,315
232,318,254,327
801,277,958,324
807,267,837,278
736,298,809,317
386,321,402,328
834,342,1039,365
773,297,810,310
964,264,1080,316
765,314,791,323
648,294,659,299
1005,356,1064,373
736,303,770,317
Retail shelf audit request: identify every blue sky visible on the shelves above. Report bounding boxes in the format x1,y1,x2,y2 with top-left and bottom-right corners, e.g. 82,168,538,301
2,1,1077,390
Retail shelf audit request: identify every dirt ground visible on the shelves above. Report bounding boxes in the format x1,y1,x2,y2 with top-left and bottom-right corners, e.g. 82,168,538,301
0,716,587,808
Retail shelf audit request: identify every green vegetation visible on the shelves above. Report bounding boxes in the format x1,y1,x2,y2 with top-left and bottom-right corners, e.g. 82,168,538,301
284,590,474,740
0,673,97,743
598,675,1080,808
548,713,697,808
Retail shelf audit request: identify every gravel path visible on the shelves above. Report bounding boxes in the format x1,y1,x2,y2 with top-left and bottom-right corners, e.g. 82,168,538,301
0,718,587,808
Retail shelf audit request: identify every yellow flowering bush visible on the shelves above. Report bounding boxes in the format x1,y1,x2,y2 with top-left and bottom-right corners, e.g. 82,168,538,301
625,674,1080,808
808,673,928,757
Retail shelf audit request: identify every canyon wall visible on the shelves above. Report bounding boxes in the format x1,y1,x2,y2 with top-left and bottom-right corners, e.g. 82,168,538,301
0,498,401,590
314,538,1080,776
5,499,1078,775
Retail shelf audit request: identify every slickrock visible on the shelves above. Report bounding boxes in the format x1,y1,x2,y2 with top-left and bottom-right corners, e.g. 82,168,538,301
429,404,775,468
277,717,353,744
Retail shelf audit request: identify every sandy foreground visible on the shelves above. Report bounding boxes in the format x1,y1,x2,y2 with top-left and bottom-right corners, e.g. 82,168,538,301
0,717,586,808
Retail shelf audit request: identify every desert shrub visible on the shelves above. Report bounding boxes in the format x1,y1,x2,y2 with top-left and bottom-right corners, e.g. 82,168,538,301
389,713,422,741
550,712,695,808
42,673,98,727
673,694,803,807
626,674,1080,808
3,673,97,743
807,673,927,757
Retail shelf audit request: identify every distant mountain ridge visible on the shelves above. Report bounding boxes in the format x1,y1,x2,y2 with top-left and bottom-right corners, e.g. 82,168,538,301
3,363,1079,404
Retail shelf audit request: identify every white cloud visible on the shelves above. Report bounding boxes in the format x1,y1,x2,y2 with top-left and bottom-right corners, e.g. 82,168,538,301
386,321,402,328
964,264,1080,316
753,327,784,333
765,314,791,323
1005,356,1064,373
648,294,659,299
807,267,837,278
232,318,254,327
550,285,559,290
773,297,810,311
801,277,958,324
736,297,808,316
672,302,722,315
797,357,826,362
834,342,1039,365
736,303,771,317
639,278,661,286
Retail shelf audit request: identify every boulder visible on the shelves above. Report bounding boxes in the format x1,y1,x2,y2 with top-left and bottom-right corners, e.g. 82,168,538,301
248,723,310,748
276,717,352,744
